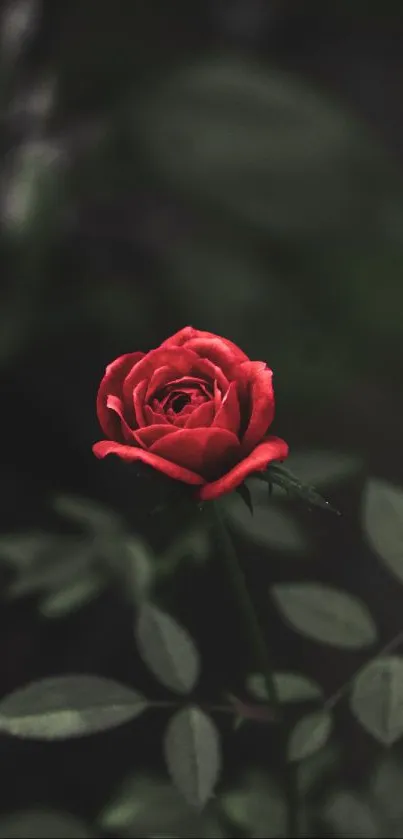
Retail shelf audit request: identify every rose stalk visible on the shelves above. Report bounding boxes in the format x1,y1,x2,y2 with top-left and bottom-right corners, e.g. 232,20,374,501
92,326,289,698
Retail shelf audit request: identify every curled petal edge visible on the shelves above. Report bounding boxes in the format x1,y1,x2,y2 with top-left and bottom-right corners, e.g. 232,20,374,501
92,440,205,486
197,436,289,501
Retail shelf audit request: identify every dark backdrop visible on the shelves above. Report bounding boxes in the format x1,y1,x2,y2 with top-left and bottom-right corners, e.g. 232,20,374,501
2,2,403,836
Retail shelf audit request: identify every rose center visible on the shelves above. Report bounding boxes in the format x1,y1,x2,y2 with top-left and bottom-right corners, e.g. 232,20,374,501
153,378,213,422
170,393,191,413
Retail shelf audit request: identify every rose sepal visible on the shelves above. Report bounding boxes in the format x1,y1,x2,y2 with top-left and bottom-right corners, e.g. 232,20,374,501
250,462,341,515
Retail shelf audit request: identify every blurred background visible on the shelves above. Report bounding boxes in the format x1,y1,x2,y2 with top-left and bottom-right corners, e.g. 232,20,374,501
2,1,403,836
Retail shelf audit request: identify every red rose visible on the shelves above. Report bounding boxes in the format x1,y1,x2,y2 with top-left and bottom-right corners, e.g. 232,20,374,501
93,327,288,501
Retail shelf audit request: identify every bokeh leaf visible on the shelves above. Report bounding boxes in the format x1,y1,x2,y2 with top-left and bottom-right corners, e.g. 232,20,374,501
272,583,377,649
163,239,269,347
135,604,200,695
370,755,403,828
141,54,387,238
53,494,122,534
322,790,378,838
98,772,223,838
5,540,95,599
288,710,333,762
219,768,286,838
0,531,52,569
363,479,403,585
350,656,403,745
0,809,93,839
247,671,323,704
3,140,63,240
297,742,341,797
1,0,39,65
164,706,221,808
0,675,147,739
38,572,105,618
124,537,155,605
158,525,211,579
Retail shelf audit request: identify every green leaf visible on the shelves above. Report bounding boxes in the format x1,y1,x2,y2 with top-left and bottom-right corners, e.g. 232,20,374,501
0,675,147,739
363,479,403,585
272,583,377,649
164,706,221,808
135,604,200,695
288,710,333,762
224,481,310,554
219,768,286,838
38,572,105,618
247,671,323,704
322,790,378,838
0,810,94,839
350,656,403,745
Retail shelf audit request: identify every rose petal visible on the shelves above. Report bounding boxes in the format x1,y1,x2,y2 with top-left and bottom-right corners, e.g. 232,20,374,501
185,400,215,428
93,440,205,485
240,364,275,452
212,381,241,436
166,409,193,427
185,337,248,377
159,326,197,348
173,403,193,416
198,436,289,501
147,372,210,402
106,394,135,443
213,380,222,413
133,379,148,427
160,327,249,366
96,352,144,439
145,366,174,400
134,425,177,448
123,346,200,406
144,405,170,425
191,356,229,394
150,427,240,478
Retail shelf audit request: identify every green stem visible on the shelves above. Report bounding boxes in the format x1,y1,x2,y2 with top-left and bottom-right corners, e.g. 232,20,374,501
211,500,299,837
211,501,281,715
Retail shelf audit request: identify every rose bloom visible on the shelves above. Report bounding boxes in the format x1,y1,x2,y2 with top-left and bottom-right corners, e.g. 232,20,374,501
93,327,288,501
